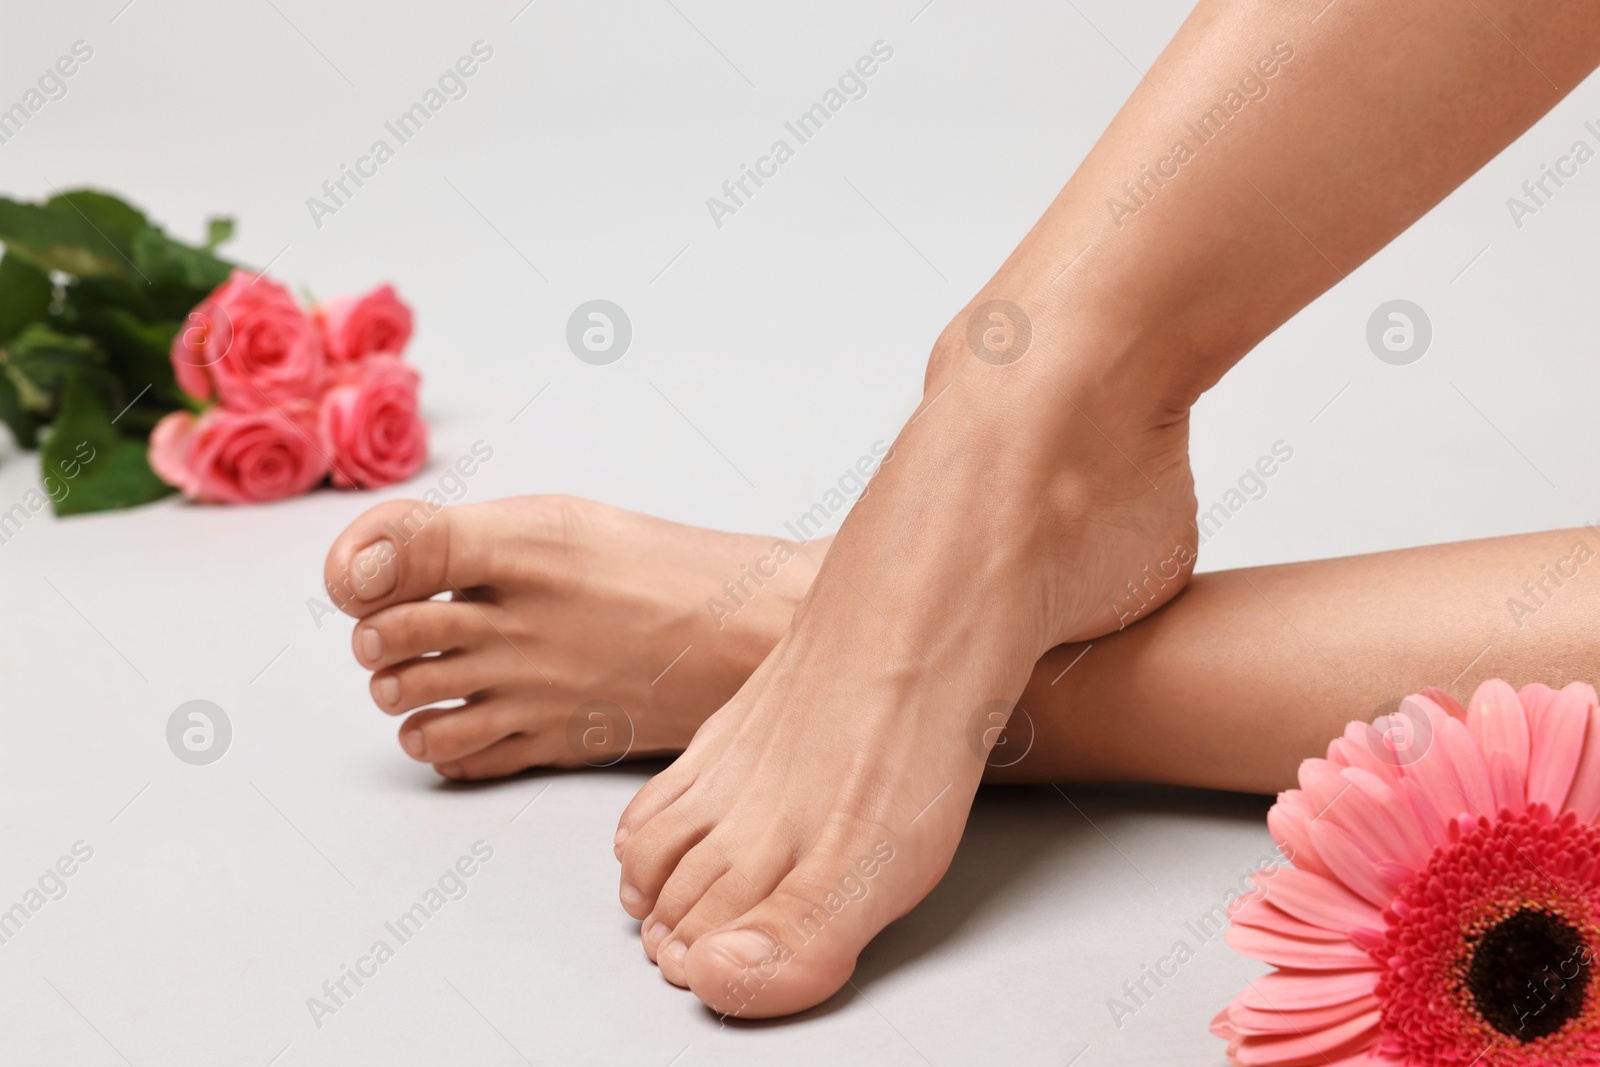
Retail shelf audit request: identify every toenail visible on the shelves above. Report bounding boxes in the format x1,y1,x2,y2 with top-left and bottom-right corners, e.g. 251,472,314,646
620,882,645,909
437,762,461,778
645,920,669,946
358,628,381,664
377,676,400,708
352,540,398,600
614,825,630,852
705,928,779,969
664,940,687,965
401,730,426,759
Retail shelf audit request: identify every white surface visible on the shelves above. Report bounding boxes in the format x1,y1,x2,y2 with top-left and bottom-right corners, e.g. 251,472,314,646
3,1,1600,1063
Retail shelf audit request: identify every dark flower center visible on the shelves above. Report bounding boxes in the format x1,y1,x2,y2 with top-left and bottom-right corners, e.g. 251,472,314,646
1467,908,1591,1041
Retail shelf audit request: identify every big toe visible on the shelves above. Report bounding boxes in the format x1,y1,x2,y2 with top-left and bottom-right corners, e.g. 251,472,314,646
684,842,906,1019
323,499,489,617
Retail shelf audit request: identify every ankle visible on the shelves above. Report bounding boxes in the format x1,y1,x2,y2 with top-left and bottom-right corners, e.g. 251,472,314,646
926,267,1224,423
920,317,1191,480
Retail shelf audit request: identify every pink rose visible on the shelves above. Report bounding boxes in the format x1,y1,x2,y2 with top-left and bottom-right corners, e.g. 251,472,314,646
149,402,329,503
170,269,323,411
314,284,413,366
319,356,427,489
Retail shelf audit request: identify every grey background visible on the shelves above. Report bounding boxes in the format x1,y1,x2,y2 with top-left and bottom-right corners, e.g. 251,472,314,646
2,0,1598,1063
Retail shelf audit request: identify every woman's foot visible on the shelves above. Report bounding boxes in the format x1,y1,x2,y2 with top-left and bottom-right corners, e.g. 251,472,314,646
322,496,821,779
614,323,1198,1015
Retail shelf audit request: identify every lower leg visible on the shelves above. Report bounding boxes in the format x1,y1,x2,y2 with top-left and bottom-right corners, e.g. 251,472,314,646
326,496,1600,795
1004,527,1600,793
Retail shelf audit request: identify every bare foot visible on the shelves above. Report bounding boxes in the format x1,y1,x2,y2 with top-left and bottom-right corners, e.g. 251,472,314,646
322,496,820,779
613,323,1197,1014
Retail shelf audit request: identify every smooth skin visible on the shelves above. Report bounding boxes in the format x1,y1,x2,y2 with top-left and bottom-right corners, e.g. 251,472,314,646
325,0,1600,1020
325,496,1600,794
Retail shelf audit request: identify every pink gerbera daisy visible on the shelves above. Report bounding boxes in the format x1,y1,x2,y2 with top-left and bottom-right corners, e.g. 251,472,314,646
1214,679,1600,1066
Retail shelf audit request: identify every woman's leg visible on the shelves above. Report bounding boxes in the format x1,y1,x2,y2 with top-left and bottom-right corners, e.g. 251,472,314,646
326,496,1600,795
613,0,1600,1019
1006,527,1600,794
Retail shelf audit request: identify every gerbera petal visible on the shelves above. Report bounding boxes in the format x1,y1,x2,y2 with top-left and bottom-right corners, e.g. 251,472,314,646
1227,923,1378,969
1397,776,1450,851
1332,767,1431,869
1519,681,1558,734
1226,993,1380,1035
1467,678,1529,798
1229,1007,1381,1065
1564,691,1600,821
1432,711,1496,819
1237,969,1380,1012
1306,820,1396,908
1419,685,1466,720
1319,1051,1404,1067
1487,749,1526,815
1528,681,1590,809
1259,866,1382,932
1297,759,1351,817
1365,697,1435,772
1232,898,1351,942
1267,793,1334,880
1329,723,1402,784
1219,680,1600,1067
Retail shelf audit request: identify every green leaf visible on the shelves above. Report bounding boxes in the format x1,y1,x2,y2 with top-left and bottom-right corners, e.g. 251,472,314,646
0,196,132,279
45,189,149,245
131,228,233,294
6,324,113,411
59,295,184,417
0,191,235,301
42,373,174,516
0,373,39,449
0,253,53,346
204,217,235,251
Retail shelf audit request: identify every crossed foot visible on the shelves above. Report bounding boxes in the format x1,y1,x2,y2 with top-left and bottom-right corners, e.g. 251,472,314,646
325,345,1196,1018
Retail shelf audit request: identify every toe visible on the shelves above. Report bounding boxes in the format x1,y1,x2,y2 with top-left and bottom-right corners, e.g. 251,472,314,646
371,650,493,716
323,499,496,618
614,761,697,860
354,600,494,669
435,733,565,780
653,864,777,987
684,839,906,1019
400,699,528,764
638,838,732,964
617,796,709,920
